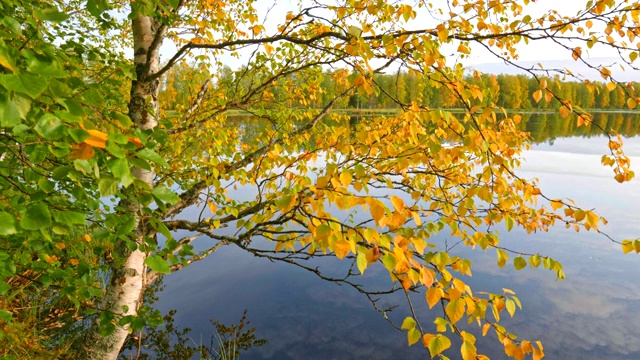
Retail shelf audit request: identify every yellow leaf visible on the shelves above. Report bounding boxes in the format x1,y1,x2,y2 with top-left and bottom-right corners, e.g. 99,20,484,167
369,199,386,225
339,171,352,187
84,129,108,148
395,259,410,274
207,201,217,214
585,211,599,228
505,298,516,317
550,200,563,210
390,195,405,212
427,334,452,357
357,251,367,274
502,288,515,295
274,240,285,252
400,275,411,291
544,90,553,103
457,44,470,54
128,136,142,148
0,55,14,72
627,98,637,109
532,341,545,360
521,340,533,353
572,47,582,61
461,341,477,360
532,90,542,103
540,79,547,90
606,81,617,92
426,287,443,308
84,234,92,242
334,239,351,259
412,211,422,226
445,298,465,324
420,268,434,287
600,67,611,80
401,316,416,330
437,24,449,42
496,248,508,268
69,142,95,160
276,194,297,213
407,328,421,346
482,323,491,336
577,115,588,127
264,43,274,56
422,333,434,348
559,105,569,119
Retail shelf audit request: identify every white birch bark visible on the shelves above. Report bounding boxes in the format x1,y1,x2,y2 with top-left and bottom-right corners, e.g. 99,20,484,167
79,11,163,360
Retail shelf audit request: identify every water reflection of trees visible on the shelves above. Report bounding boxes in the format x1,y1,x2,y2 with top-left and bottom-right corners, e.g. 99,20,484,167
119,278,267,360
229,112,640,151
520,112,640,143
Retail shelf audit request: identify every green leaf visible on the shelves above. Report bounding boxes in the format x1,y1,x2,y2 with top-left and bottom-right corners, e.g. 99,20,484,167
505,216,514,231
106,140,126,158
496,248,508,268
529,254,541,267
38,178,55,193
0,93,30,127
356,251,367,274
401,316,417,330
144,254,171,274
0,212,17,235
151,186,180,205
35,114,65,140
428,334,452,358
25,53,66,77
165,0,179,9
35,8,69,22
116,217,136,236
113,112,133,129
505,298,516,317
513,256,527,270
0,281,10,296
0,73,48,99
107,158,133,187
137,148,168,167
69,128,90,143
99,178,119,197
20,203,51,230
107,158,130,179
87,0,109,17
381,252,396,272
0,309,12,322
2,16,21,34
407,327,421,346
54,211,85,225
98,312,116,336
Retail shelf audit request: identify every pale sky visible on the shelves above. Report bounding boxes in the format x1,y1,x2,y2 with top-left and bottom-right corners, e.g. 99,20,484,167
158,0,631,81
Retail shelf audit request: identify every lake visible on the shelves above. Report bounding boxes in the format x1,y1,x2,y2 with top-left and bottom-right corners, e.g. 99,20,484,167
151,113,640,359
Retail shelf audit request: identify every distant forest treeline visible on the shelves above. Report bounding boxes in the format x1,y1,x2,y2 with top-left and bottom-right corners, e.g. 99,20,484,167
159,63,639,111
321,71,637,110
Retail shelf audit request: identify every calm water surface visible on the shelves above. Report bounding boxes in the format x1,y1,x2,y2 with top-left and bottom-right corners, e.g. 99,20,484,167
155,115,640,359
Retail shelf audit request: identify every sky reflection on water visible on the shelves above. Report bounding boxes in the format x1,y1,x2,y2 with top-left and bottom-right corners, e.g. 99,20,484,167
156,132,640,359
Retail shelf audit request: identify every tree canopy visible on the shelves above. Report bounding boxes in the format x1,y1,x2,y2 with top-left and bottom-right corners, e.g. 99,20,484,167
0,0,638,359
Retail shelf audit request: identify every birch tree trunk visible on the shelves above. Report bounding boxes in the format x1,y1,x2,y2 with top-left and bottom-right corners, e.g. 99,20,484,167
79,12,163,360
